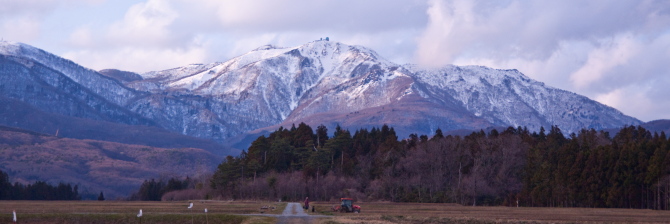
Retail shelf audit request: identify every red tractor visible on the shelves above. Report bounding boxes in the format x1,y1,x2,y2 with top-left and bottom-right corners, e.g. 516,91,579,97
331,198,361,213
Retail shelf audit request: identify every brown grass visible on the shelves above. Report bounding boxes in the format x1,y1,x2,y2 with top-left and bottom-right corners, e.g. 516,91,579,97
4,200,670,224
1,200,286,215
0,200,284,224
309,201,670,224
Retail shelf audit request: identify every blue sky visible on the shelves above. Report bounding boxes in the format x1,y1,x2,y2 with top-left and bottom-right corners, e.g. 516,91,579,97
2,0,670,122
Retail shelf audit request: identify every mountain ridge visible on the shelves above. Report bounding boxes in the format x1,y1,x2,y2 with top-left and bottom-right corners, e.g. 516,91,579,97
0,41,233,155
1,40,642,150
0,40,649,199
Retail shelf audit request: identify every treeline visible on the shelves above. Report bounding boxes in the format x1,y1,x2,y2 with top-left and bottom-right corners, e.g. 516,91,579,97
523,126,670,209
211,124,403,201
129,177,192,201
0,169,80,200
211,123,670,209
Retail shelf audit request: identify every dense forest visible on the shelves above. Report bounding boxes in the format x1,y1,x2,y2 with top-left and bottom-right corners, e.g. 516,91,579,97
209,123,670,209
130,177,193,201
0,169,81,200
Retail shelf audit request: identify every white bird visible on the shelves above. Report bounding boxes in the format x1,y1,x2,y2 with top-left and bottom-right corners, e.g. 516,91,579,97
188,202,193,209
13,210,16,222
137,209,143,218
204,208,208,213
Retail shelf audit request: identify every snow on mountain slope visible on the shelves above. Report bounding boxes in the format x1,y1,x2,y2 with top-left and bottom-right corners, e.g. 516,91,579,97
410,65,641,134
126,40,640,144
0,41,154,126
1,40,642,148
125,41,410,141
0,41,139,106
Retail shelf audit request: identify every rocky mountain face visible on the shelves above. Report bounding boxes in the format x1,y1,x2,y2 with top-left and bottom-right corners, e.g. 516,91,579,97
124,40,641,142
0,41,230,155
0,42,151,126
409,65,640,134
1,40,642,150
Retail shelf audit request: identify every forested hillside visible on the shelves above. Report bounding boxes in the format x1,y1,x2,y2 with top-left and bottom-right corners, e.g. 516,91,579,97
211,123,670,209
0,125,220,199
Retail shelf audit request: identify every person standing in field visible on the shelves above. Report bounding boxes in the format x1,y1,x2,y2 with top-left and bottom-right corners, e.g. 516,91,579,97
304,197,309,209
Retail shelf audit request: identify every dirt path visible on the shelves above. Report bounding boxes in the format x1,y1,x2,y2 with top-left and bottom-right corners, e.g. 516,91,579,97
276,202,320,224
242,202,329,223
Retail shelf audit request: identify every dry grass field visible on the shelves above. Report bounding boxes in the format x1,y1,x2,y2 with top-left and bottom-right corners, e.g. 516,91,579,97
4,200,670,223
310,201,670,224
0,200,283,224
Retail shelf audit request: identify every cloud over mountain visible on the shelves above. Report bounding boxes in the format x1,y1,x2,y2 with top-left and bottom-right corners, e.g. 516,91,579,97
1,0,669,121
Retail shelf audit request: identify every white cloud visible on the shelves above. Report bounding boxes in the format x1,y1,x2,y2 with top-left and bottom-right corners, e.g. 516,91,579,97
107,0,179,47
416,0,670,67
0,0,58,16
0,0,105,42
60,0,428,72
207,0,427,32
0,0,56,42
62,44,208,73
416,0,670,121
569,34,640,89
5,0,670,121
0,17,41,41
68,27,94,47
205,29,423,67
594,83,670,122
62,0,207,72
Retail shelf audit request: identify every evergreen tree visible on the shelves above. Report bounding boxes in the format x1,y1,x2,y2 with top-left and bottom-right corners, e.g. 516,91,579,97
432,128,444,140
204,123,670,208
315,125,329,148
0,170,10,200
0,170,80,200
211,156,242,198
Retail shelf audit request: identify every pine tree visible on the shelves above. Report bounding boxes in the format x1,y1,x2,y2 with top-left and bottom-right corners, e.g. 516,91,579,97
0,170,10,200
98,191,105,201
432,128,444,140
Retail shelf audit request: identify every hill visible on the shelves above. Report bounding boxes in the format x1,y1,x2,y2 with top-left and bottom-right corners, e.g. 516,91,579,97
0,125,221,199
642,119,670,134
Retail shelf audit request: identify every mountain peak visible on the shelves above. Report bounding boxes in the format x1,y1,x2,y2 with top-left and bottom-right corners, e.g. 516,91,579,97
253,44,280,51
0,41,38,58
1,40,642,149
0,40,19,51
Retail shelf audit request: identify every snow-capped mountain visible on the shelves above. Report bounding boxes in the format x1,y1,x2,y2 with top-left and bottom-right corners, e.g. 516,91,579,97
124,40,640,141
122,41,411,141
0,40,641,149
0,41,229,154
410,65,639,133
0,41,150,125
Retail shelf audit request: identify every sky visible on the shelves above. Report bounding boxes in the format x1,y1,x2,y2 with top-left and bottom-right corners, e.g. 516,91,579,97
1,0,669,122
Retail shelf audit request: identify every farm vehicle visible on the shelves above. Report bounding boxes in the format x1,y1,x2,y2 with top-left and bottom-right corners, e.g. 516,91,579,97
331,198,361,213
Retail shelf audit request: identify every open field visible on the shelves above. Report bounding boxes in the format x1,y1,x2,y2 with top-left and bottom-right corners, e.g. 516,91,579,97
310,201,670,224
0,200,283,224
4,201,670,223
